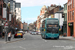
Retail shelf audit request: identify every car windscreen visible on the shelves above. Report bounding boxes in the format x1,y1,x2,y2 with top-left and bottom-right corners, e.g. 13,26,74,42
17,32,22,33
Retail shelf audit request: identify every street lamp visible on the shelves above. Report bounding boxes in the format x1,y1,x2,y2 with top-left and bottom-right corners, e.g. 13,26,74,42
2,23,4,32
4,0,8,42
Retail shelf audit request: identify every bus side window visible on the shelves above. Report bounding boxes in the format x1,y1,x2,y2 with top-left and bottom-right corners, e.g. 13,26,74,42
41,20,45,32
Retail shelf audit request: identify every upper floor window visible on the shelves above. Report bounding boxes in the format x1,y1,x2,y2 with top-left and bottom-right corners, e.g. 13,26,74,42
72,10,74,20
73,0,74,8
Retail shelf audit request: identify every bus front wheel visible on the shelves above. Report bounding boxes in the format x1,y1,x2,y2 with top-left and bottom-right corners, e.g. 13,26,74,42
41,35,45,39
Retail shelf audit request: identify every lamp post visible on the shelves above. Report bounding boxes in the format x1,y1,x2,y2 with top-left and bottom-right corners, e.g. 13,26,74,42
2,23,4,32
4,0,8,42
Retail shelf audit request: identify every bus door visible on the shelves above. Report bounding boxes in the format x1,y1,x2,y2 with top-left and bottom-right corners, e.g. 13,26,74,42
41,20,46,35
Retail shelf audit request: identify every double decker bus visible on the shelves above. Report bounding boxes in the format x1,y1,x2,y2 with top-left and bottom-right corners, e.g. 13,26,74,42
41,18,59,39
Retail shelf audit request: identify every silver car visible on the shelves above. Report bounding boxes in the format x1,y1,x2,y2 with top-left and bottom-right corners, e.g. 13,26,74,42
30,31,38,35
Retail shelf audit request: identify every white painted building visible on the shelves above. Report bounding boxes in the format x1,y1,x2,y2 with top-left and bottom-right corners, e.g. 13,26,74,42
54,9,64,28
15,3,21,21
54,13,64,26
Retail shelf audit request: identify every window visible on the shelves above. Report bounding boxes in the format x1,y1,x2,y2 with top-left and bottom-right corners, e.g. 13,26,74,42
68,12,69,21
42,20,45,28
71,4,72,9
64,5,66,10
66,4,67,10
73,0,74,8
0,4,2,16
70,11,71,20
72,10,74,20
68,6,69,10
71,11,72,20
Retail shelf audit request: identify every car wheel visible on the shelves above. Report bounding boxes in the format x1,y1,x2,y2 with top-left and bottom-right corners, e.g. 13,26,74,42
14,36,16,38
21,36,23,38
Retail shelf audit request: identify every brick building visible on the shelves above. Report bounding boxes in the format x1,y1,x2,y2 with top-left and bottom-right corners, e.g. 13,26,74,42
0,0,21,33
67,0,75,37
0,0,3,32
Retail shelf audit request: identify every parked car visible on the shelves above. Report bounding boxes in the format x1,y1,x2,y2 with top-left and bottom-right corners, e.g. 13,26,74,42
14,32,23,38
30,31,38,35
18,31,25,35
37,32,41,35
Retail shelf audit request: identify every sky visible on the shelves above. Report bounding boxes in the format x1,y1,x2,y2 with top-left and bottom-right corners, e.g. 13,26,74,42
16,0,67,24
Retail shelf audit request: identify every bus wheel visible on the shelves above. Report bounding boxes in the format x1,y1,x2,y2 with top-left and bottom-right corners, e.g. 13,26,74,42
41,35,45,39
41,35,44,39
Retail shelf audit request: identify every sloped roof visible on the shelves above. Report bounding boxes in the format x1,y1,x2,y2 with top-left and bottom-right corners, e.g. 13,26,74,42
56,9,64,13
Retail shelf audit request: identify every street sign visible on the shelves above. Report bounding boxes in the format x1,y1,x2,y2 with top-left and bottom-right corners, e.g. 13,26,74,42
4,22,9,28
68,23,73,26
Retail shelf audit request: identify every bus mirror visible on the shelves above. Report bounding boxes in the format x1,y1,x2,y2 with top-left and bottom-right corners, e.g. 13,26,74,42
59,29,61,31
44,29,45,31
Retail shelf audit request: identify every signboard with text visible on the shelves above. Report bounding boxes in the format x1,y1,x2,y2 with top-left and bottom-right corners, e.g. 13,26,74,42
4,22,9,28
68,23,73,26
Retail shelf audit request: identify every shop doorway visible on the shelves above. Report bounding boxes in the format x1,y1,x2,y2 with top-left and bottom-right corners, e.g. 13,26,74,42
70,26,73,36
0,26,2,32
68,23,73,36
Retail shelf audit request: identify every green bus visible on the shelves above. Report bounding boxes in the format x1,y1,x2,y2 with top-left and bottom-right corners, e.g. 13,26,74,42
41,18,59,39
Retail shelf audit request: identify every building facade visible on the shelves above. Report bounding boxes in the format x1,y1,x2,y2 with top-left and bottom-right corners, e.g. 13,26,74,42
0,0,21,33
54,9,64,35
63,3,67,36
29,23,34,31
0,0,4,32
15,3,21,22
20,22,23,30
37,16,41,32
67,0,75,37
23,22,28,31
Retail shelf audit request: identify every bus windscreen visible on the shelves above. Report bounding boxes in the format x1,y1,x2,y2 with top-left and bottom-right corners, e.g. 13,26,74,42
47,20,58,25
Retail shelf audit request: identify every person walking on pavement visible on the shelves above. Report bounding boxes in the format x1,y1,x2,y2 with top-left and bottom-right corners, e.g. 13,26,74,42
8,32,12,41
0,32,2,37
2,32,5,39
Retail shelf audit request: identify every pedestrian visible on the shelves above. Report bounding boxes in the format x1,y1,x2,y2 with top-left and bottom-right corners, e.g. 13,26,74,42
0,32,2,37
8,32,12,41
2,32,5,39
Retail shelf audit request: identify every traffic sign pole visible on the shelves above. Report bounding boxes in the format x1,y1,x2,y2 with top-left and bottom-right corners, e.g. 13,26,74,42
5,26,7,42
4,22,9,42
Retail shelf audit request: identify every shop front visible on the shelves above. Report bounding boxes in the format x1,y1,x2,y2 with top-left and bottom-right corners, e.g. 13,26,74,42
63,21,67,36
68,22,73,36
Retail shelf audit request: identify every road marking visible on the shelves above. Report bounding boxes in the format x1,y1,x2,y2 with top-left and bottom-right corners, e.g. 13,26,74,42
19,46,26,50
44,40,47,42
53,45,75,49
42,39,47,42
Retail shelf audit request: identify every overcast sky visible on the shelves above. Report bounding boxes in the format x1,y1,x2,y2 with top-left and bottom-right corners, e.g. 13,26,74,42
16,0,67,7
16,0,68,24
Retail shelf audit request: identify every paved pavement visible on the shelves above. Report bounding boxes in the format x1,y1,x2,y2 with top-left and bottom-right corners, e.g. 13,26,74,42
0,34,24,43
60,36,75,40
0,33,75,50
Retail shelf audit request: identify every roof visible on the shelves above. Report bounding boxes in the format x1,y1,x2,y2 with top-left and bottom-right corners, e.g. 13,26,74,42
55,9,64,13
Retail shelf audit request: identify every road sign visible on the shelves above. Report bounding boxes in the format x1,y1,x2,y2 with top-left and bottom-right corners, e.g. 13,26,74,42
4,22,9,28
